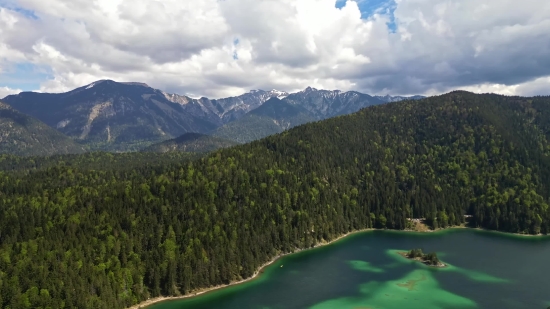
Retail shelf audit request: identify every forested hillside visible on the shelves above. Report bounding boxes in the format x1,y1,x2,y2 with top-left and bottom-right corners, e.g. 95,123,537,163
1,92,550,308
143,133,238,153
0,102,85,156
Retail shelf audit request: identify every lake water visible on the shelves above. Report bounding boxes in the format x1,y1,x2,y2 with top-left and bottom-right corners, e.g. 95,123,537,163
147,229,550,309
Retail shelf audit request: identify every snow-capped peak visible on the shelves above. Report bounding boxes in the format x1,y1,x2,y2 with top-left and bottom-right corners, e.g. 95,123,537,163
267,89,288,99
85,83,95,90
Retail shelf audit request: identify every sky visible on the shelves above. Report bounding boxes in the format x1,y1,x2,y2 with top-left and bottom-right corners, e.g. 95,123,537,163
0,0,549,99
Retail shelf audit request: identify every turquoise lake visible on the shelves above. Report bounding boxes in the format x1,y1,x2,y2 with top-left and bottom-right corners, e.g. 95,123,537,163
147,229,550,309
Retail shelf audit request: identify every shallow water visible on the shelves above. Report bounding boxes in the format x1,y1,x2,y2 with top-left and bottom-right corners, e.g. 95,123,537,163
148,229,550,309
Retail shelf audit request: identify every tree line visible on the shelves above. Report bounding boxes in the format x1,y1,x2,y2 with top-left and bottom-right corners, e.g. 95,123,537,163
1,91,550,308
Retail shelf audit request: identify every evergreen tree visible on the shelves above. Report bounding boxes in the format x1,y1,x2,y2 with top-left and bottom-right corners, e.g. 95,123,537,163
1,92,550,308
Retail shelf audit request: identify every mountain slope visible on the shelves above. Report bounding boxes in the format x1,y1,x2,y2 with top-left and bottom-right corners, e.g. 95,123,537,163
143,132,238,153
283,87,385,119
374,94,426,102
2,80,218,151
0,102,85,156
163,89,289,125
2,81,412,150
212,97,315,143
1,92,550,308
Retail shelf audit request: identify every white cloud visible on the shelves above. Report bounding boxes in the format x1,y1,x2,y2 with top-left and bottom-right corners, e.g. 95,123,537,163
447,77,550,97
0,0,549,98
458,83,519,97
515,77,550,97
0,86,22,98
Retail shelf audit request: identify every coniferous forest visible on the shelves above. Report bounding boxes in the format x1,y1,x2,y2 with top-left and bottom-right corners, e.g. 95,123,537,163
1,91,550,308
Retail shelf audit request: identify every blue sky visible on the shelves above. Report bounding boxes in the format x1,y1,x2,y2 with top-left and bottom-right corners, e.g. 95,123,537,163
0,63,52,91
1,2,42,92
11,6,37,19
336,0,397,31
0,1,38,19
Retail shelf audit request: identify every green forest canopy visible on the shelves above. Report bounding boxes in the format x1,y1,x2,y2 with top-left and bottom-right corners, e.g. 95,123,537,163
1,91,550,308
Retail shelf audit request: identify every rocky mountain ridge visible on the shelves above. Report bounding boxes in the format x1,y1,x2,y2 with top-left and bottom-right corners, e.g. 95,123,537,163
162,89,290,125
2,80,217,151
212,97,316,143
1,80,424,152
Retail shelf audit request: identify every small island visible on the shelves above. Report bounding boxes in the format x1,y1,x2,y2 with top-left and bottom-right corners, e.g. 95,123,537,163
398,248,446,268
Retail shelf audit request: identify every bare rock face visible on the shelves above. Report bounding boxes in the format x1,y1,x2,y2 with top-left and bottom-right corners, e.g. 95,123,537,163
211,97,316,144
2,80,218,151
163,89,290,125
283,87,384,120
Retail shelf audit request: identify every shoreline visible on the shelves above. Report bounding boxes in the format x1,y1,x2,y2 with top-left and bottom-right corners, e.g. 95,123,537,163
128,228,376,309
414,226,547,238
128,226,547,309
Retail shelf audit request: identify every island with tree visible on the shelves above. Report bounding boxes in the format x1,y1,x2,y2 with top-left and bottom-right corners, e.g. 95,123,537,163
398,249,446,267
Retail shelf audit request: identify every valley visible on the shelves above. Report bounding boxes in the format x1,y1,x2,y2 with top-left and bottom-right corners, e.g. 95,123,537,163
1,2,546,309
1,91,549,309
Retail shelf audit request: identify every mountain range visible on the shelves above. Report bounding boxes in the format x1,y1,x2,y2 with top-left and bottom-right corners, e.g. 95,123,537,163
2,91,550,309
1,80,217,152
211,97,316,143
163,89,290,125
1,80,424,154
284,87,384,119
